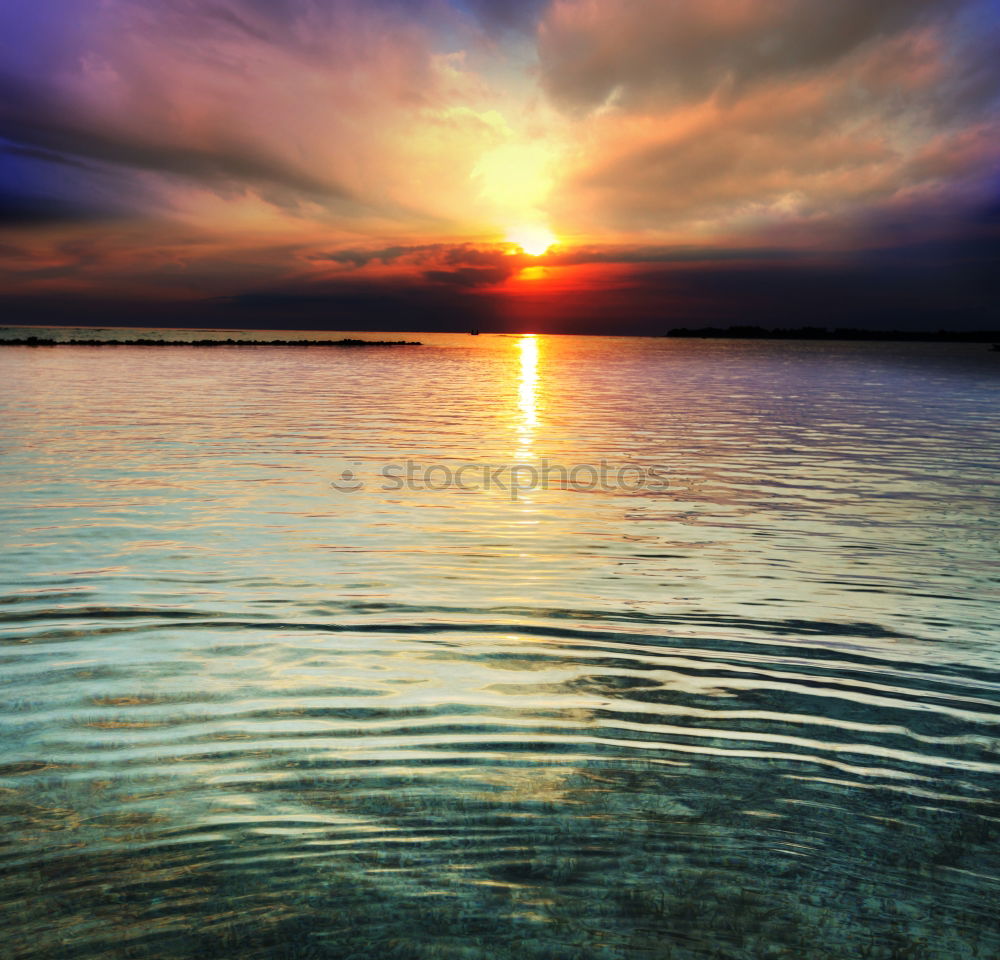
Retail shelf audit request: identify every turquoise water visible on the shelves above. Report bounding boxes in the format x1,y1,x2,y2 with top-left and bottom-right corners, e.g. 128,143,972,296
1,330,998,959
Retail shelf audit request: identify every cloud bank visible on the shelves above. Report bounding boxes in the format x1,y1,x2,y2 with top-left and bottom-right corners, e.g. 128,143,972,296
0,0,997,330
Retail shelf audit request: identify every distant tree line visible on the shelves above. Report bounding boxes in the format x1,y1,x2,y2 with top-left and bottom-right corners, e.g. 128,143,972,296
664,326,1000,342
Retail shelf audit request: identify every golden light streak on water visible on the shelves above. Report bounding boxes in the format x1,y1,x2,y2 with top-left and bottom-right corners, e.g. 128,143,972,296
516,334,538,460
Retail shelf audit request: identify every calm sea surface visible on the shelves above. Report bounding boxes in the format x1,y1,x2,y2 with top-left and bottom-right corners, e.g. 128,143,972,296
1,329,999,960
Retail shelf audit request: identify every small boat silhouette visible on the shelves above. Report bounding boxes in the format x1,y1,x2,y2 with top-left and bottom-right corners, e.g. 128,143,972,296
470,329,480,336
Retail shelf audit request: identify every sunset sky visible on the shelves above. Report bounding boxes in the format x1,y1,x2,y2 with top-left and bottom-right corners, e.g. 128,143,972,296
1,0,998,332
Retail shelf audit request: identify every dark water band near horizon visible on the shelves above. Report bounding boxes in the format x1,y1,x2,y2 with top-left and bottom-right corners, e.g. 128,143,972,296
1,329,999,960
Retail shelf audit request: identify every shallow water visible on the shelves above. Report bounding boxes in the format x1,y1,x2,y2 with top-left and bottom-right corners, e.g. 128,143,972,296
1,330,999,960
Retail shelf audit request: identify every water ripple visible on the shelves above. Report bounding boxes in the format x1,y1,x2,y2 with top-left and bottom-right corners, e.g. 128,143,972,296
1,334,999,959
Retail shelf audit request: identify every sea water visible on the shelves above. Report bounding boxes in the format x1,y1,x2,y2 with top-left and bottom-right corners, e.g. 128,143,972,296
1,330,998,959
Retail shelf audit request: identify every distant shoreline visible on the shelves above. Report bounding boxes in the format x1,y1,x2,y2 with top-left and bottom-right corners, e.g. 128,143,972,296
2,328,998,344
664,326,1000,342
0,336,422,347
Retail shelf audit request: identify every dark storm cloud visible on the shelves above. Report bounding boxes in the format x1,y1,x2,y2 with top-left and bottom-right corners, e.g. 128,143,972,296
318,240,807,271
0,74,352,206
216,279,504,330
4,216,997,333
174,228,1000,332
314,245,445,267
1,144,93,170
314,243,528,286
548,245,803,266
422,265,511,286
0,134,141,225
0,189,114,227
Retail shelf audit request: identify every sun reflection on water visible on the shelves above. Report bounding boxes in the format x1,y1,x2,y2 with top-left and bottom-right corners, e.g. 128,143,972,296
516,335,538,459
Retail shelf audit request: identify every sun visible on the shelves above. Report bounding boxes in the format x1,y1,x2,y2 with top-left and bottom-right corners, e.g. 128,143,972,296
506,225,557,257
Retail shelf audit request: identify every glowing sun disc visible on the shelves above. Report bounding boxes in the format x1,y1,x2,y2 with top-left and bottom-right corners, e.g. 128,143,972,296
506,226,556,256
